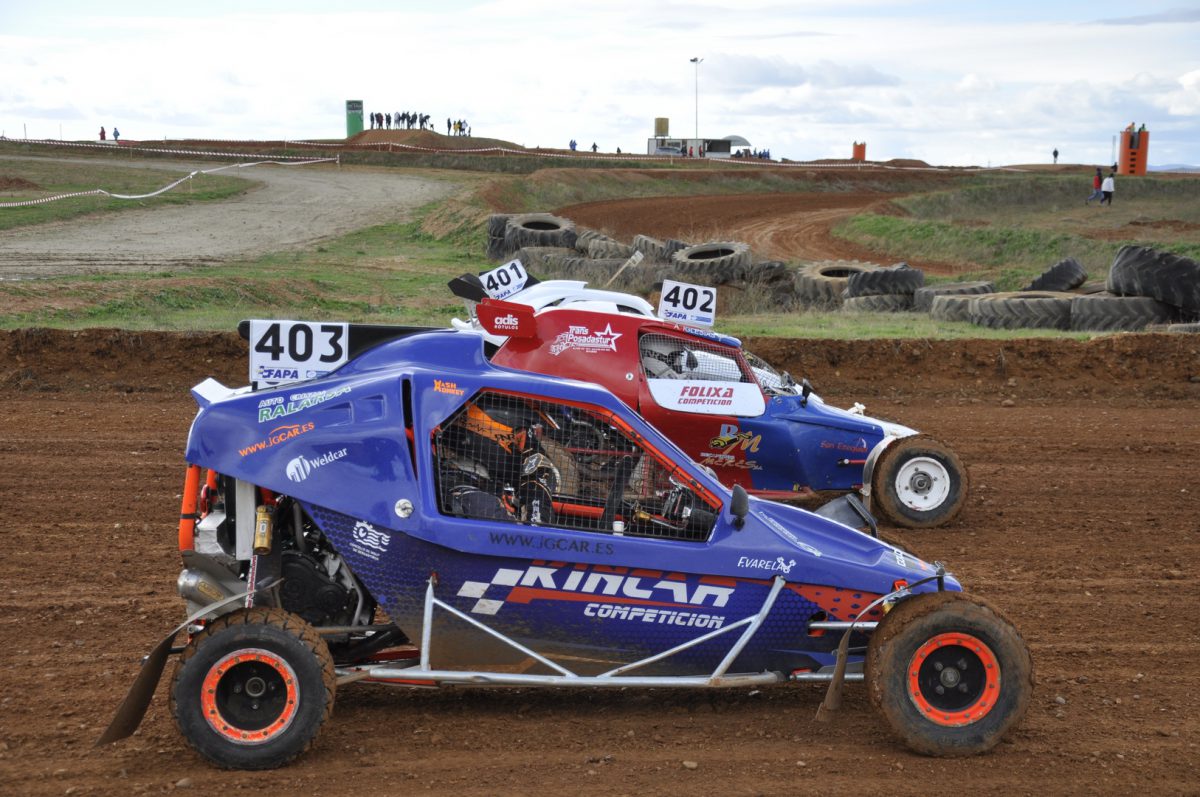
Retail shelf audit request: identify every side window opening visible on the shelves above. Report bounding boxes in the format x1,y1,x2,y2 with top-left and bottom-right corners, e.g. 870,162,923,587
639,332,753,383
432,390,719,542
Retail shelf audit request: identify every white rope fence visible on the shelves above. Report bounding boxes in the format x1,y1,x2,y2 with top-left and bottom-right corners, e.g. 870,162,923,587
0,140,337,208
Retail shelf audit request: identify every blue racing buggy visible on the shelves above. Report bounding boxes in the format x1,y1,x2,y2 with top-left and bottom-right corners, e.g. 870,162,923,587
99,324,1031,769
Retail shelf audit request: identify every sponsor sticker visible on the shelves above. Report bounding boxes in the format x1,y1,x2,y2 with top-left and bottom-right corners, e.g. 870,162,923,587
456,564,734,616
737,555,797,574
238,422,316,457
434,379,465,396
348,520,390,562
257,386,351,423
646,380,765,417
548,324,622,356
285,447,348,483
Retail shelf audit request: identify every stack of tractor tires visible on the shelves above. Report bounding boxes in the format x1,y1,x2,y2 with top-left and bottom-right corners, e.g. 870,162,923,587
1098,245,1200,329
913,281,996,313
501,213,577,257
793,261,879,309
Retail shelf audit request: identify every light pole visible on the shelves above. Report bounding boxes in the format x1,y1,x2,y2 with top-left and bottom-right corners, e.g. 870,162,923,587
690,57,703,143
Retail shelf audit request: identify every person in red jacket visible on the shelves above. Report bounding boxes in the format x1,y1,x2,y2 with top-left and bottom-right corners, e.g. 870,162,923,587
1085,168,1103,205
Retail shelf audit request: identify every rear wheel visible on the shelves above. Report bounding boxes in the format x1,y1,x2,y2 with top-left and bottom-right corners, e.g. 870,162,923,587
871,436,967,528
170,607,336,770
866,592,1033,756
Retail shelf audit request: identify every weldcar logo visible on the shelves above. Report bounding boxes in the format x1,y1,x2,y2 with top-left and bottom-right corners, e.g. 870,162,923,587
285,447,348,483
456,563,734,618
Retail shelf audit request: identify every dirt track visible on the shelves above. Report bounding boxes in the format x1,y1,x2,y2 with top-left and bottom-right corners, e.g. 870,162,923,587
0,156,452,279
0,330,1197,796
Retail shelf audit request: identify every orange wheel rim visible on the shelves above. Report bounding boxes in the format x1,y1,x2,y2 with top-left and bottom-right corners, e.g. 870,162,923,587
907,632,1000,727
200,648,299,744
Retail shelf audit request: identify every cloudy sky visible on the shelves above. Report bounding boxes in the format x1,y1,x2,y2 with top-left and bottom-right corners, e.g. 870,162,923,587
2,1,1198,167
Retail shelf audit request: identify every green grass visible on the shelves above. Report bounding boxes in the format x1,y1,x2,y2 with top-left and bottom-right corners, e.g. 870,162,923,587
721,310,1093,340
834,173,1200,282
0,215,480,330
0,156,251,230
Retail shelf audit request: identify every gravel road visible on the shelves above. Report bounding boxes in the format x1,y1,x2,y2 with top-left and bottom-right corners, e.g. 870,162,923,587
0,155,453,279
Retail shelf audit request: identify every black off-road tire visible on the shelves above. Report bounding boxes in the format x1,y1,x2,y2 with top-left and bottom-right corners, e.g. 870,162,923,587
1069,293,1179,331
870,435,967,528
170,607,336,770
485,235,508,260
512,246,574,272
486,214,511,238
843,293,915,313
866,592,1033,756
632,234,669,261
1021,257,1088,292
542,256,628,280
504,213,578,251
967,292,1073,330
845,263,925,297
663,238,691,259
794,261,879,308
1107,245,1200,314
744,260,792,285
913,281,995,313
928,294,976,323
574,228,615,255
671,241,752,282
587,239,636,259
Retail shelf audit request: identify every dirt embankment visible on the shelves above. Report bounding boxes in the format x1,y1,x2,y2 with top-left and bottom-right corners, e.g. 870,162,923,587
3,328,1197,402
0,330,1197,796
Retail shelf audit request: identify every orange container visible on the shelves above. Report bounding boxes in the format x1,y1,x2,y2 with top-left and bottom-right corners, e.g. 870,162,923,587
1118,127,1149,175
852,141,867,162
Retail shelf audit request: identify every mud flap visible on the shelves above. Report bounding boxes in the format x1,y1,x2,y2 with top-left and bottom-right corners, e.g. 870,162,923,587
94,579,277,747
814,493,878,537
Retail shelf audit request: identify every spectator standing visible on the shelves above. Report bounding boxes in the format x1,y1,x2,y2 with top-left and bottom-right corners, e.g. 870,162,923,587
1100,171,1115,206
1053,148,1059,164
99,126,106,141
591,142,598,153
386,112,392,129
447,118,451,135
112,127,120,142
1085,168,1103,204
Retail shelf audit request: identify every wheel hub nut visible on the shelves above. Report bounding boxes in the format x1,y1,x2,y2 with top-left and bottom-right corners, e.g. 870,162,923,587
939,667,962,688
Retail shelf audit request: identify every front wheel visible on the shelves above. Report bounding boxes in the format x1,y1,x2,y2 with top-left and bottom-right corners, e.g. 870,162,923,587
169,607,336,770
866,592,1033,756
871,435,967,528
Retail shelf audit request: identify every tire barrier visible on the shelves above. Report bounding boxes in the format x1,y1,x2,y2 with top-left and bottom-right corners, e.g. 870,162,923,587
844,262,925,298
502,213,577,255
671,241,753,285
912,281,996,313
929,294,977,323
794,261,880,308
1068,293,1179,332
1021,257,1088,292
587,239,636,259
1106,245,1200,316
843,293,915,313
967,292,1073,330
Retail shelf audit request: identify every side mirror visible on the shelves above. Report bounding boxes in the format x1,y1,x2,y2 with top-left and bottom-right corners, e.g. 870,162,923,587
730,484,749,530
800,378,813,407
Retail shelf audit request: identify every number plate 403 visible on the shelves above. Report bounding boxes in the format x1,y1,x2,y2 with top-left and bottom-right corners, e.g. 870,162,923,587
249,320,349,388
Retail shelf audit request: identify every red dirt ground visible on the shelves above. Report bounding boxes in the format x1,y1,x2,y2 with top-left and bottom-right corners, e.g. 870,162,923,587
0,330,1197,796
557,188,977,274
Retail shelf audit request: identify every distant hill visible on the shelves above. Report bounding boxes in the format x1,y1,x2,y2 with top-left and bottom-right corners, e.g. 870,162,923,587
1150,164,1200,173
348,129,524,150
